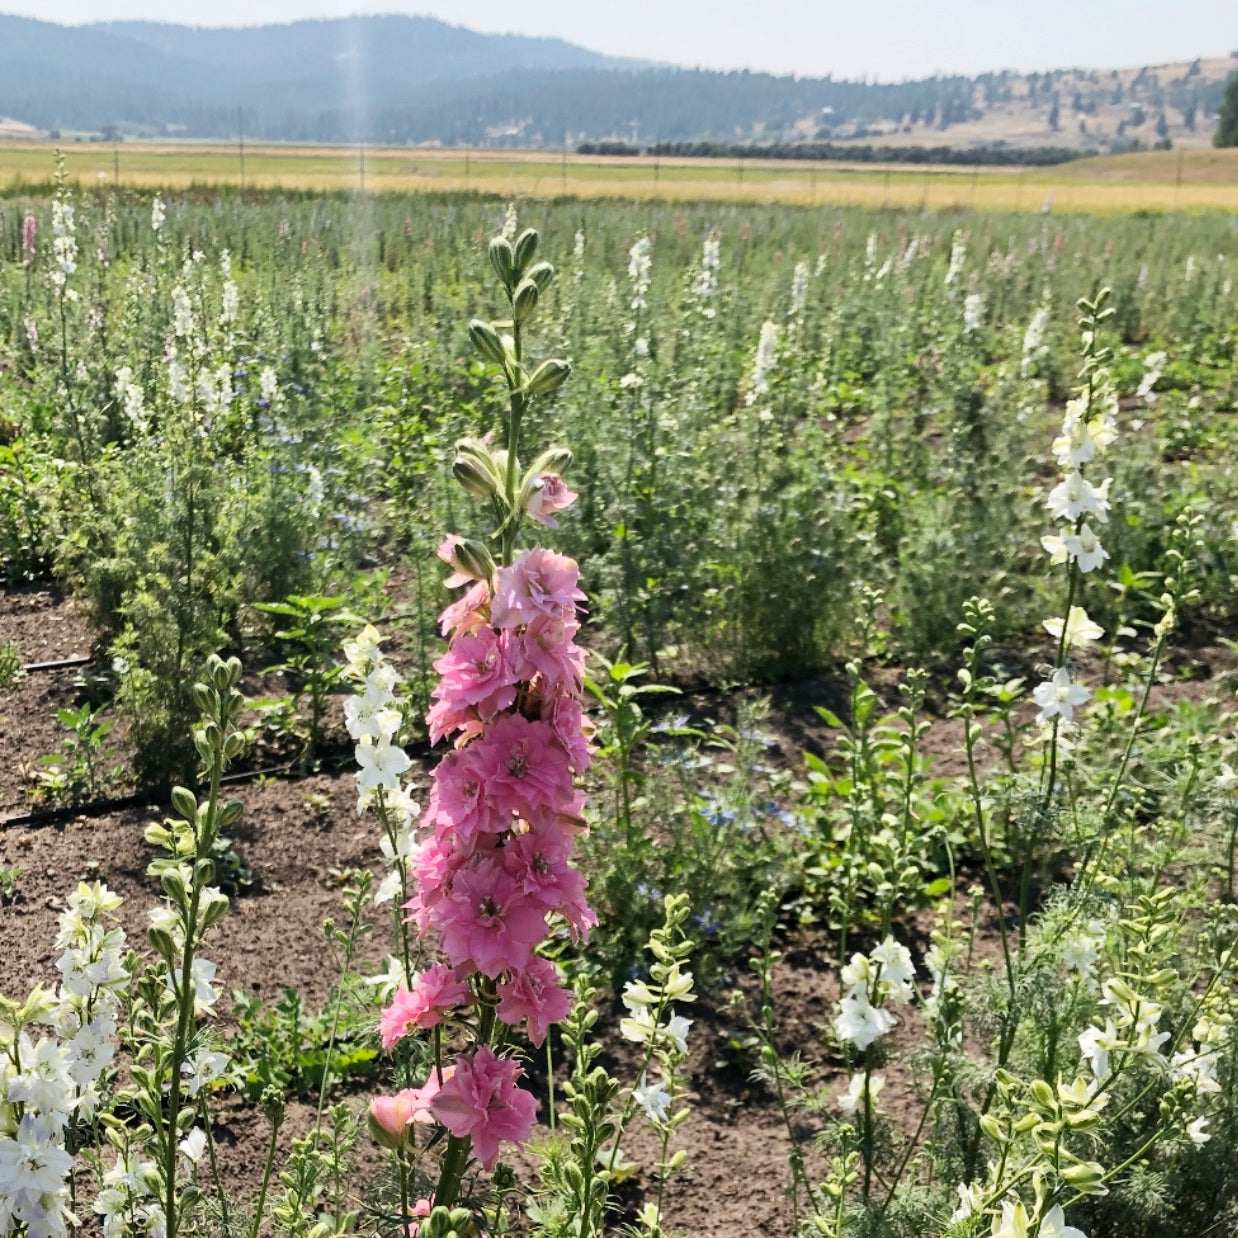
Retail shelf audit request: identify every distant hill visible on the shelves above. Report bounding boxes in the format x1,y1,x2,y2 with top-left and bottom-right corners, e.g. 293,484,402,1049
0,13,1234,153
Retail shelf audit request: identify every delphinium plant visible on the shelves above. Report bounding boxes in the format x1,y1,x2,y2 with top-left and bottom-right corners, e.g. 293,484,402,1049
360,222,599,1231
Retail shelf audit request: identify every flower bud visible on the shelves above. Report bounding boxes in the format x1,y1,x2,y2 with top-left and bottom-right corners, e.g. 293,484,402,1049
512,277,540,325
527,446,573,477
468,319,508,366
453,455,499,501
512,227,539,276
147,926,177,961
488,237,515,291
171,786,198,822
452,538,496,583
525,260,556,293
525,358,571,398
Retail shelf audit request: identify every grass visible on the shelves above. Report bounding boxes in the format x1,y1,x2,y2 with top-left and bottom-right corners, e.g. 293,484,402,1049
3,140,1238,212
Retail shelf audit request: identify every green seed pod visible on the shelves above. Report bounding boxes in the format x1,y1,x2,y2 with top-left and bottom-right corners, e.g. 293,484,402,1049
512,227,539,276
468,318,508,366
488,236,515,291
512,277,540,324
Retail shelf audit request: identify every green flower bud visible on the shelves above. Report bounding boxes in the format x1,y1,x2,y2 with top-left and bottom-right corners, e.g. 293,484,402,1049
512,277,540,324
171,786,198,822
512,228,539,275
468,318,508,366
525,260,556,292
488,236,515,291
453,455,499,502
525,359,571,399
454,538,496,582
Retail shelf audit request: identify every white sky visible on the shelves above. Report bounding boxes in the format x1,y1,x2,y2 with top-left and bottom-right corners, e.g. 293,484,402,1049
4,1,1236,79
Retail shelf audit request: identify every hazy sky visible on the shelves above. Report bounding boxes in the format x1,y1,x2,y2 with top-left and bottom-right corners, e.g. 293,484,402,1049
5,1,1235,79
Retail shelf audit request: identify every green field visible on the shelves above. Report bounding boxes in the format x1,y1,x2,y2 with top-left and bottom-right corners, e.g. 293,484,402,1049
4,140,1238,211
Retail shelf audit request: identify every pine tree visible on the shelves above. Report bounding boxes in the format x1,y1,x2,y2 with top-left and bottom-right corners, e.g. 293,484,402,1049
1216,74,1238,147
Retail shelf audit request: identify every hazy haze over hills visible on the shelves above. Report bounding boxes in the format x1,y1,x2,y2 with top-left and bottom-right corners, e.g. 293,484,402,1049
0,12,1234,152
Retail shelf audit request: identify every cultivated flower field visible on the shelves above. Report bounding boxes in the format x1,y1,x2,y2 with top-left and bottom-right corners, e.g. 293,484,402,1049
1,166,1238,1238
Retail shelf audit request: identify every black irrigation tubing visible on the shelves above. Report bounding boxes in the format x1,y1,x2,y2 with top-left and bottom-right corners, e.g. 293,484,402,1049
20,656,93,674
0,730,441,832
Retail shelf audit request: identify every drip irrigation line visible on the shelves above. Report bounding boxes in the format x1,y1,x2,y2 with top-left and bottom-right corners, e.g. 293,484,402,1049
0,748,376,832
20,655,93,674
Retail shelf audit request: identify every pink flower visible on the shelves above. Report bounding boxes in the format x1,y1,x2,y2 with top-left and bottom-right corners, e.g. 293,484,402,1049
22,213,36,265
490,548,585,629
526,474,578,527
439,581,490,637
431,1046,537,1170
519,614,585,694
405,1198,433,1238
543,695,593,772
431,628,519,725
496,958,574,1047
379,964,470,1050
404,832,469,931
368,1071,447,1148
469,713,575,822
428,746,503,853
434,858,548,978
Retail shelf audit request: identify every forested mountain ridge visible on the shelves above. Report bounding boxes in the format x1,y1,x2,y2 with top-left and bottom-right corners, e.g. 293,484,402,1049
0,13,1234,152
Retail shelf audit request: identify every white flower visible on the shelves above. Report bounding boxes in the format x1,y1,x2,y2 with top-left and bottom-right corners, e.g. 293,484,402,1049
171,286,194,337
632,1074,672,1123
1060,933,1101,977
1033,669,1090,724
1043,606,1104,649
1046,472,1111,523
660,1014,693,1057
789,260,809,316
178,1128,207,1164
837,1071,885,1116
1062,523,1109,573
840,951,873,992
1039,1204,1088,1238
7,1035,74,1118
869,936,916,1004
746,320,779,403
1170,1048,1221,1095
949,1180,985,1223
1215,762,1238,792
355,739,411,792
1021,306,1050,374
1187,1116,1211,1146
834,989,896,1050
628,234,652,310
619,1003,658,1046
993,1198,1030,1238
0,1113,74,1196
963,292,983,333
501,202,518,240
220,279,239,327
944,231,966,285
180,1049,228,1097
1078,1020,1120,1079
